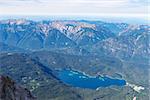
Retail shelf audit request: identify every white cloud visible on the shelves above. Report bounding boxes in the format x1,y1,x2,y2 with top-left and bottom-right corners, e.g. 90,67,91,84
0,0,149,18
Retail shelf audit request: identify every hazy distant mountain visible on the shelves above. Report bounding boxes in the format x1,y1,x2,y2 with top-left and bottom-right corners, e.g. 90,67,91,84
1,20,149,56
0,19,115,50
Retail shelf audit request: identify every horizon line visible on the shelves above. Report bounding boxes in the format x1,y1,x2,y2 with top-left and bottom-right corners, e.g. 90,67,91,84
0,13,149,18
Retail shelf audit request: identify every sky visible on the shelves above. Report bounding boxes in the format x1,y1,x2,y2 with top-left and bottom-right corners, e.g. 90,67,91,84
0,0,149,19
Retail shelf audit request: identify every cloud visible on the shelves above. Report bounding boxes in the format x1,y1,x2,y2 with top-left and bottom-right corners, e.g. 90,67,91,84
0,0,149,18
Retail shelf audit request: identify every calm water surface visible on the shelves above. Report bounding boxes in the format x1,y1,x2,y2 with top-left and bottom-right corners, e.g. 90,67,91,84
58,69,126,89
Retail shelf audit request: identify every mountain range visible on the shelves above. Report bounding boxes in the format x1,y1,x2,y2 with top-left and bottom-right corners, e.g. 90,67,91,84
0,19,149,60
0,19,149,100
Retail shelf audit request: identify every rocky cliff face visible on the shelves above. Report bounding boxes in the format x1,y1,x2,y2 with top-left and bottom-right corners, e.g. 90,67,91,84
0,75,36,100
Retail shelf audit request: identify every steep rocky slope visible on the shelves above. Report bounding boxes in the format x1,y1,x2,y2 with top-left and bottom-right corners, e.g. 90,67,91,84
91,25,150,62
0,75,36,100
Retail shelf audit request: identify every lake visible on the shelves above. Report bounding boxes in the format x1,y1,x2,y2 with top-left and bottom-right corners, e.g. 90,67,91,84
58,69,126,89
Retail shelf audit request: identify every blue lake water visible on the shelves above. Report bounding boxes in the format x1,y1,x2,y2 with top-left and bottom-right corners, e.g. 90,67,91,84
58,69,126,89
